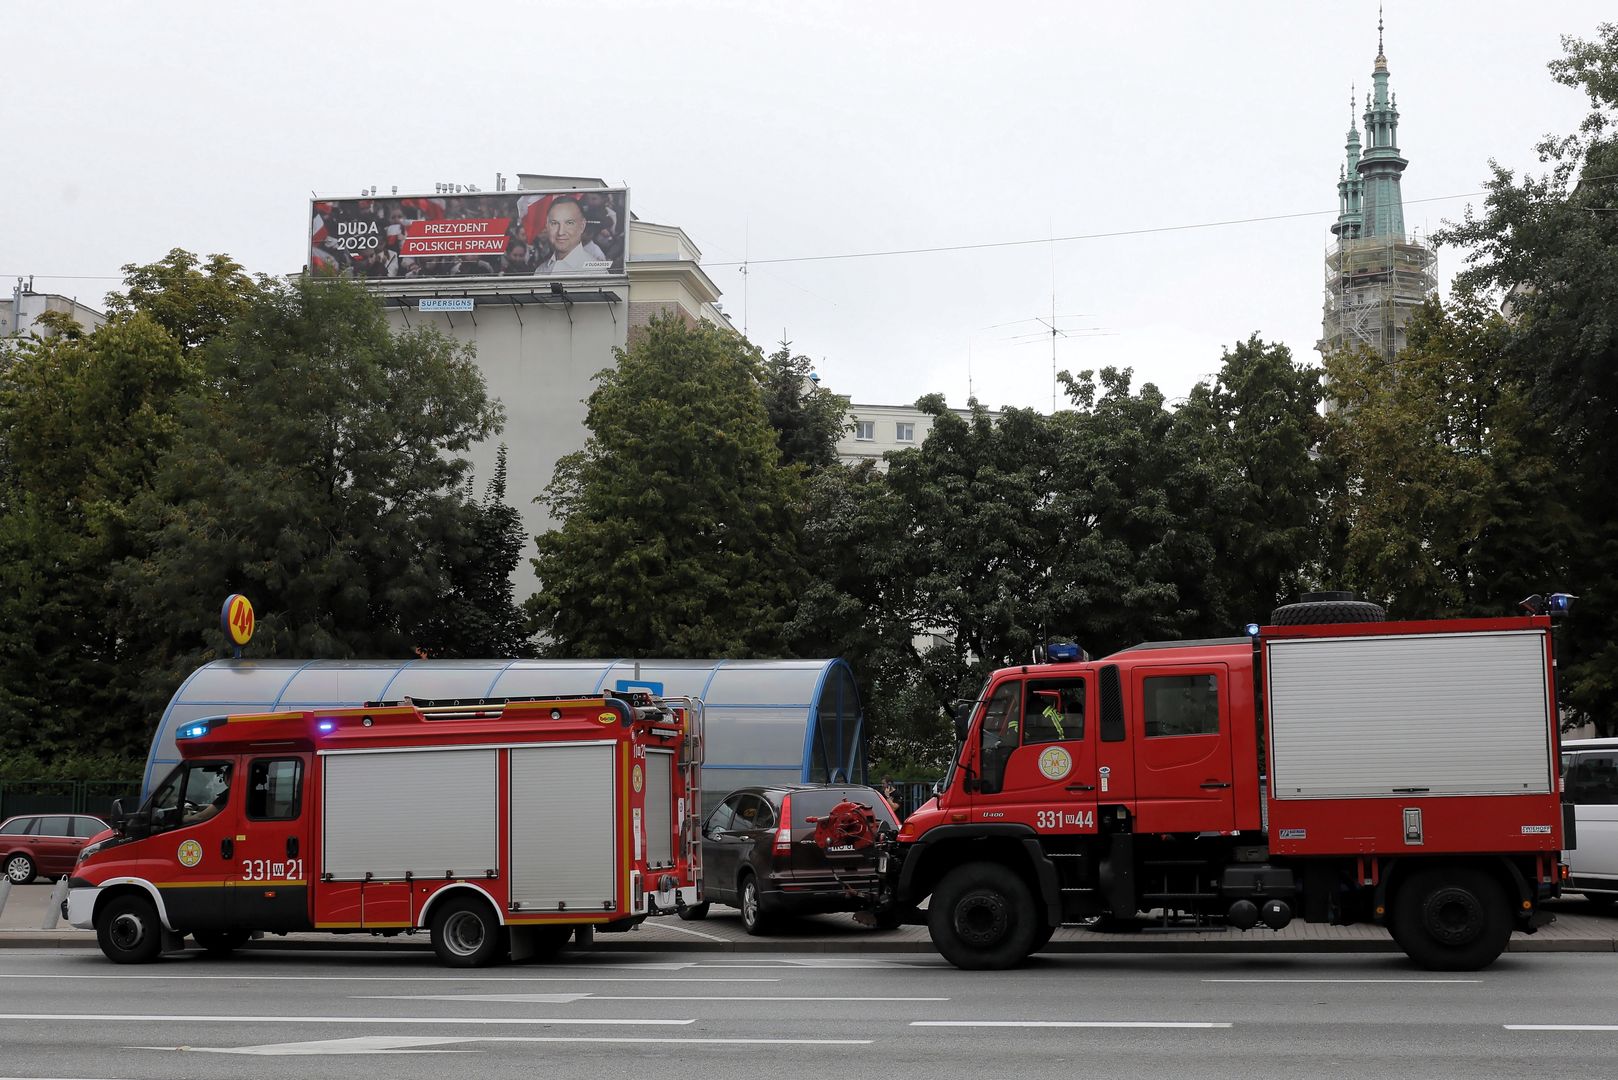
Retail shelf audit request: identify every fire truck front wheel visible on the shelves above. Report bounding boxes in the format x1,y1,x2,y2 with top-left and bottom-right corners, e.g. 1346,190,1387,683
94,892,164,964
1392,867,1512,972
928,861,1038,970
430,896,506,968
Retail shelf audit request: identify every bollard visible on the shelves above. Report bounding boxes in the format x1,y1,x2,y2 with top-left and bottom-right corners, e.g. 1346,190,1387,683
41,876,69,930
0,877,11,920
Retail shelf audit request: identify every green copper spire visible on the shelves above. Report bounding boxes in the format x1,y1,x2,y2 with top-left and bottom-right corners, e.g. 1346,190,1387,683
1358,6,1408,239
1333,85,1364,239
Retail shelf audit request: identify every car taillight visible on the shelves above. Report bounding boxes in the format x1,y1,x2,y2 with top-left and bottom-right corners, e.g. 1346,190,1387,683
773,794,793,856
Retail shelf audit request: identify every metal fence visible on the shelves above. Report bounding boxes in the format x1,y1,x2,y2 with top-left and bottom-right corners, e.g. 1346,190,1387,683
0,780,141,821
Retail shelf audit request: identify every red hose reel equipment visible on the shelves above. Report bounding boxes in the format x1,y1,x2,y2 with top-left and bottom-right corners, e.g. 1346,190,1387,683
810,800,882,851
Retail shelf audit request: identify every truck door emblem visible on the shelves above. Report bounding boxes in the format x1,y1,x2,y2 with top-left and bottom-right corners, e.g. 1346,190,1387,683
1038,746,1073,781
177,840,203,867
632,763,644,793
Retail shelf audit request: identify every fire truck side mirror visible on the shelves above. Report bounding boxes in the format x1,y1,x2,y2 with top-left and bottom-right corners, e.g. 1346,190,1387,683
950,701,972,742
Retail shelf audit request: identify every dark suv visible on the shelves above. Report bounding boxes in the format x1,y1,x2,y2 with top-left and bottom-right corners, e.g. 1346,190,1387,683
684,784,900,934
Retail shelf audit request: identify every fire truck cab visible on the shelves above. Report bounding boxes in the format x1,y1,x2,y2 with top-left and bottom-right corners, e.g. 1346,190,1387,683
67,692,702,967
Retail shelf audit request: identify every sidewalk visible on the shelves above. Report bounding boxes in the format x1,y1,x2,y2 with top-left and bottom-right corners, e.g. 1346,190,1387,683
4,883,1615,954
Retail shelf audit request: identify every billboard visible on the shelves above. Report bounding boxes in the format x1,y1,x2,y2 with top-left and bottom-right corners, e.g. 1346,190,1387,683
309,188,628,282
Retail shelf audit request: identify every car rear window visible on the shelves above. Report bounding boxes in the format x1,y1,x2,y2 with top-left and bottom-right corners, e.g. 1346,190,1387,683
791,788,898,830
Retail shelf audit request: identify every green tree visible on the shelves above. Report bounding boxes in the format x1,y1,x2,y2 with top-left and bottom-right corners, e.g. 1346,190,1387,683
1171,336,1329,630
0,312,198,757
1324,299,1568,619
102,249,265,355
1047,368,1212,655
760,340,850,471
118,273,502,714
414,446,535,659
1430,23,1618,725
529,315,807,657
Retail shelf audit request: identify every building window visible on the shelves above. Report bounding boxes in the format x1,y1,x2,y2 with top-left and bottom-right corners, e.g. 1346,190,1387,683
854,420,874,441
895,422,916,443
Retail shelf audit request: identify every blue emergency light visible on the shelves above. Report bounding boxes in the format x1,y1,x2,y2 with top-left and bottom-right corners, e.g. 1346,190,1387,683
1046,643,1083,663
1245,623,1261,637
1549,593,1578,615
317,720,336,733
177,723,211,740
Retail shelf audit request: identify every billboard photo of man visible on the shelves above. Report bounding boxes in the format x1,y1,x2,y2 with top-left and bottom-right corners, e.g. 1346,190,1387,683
538,197,609,274
309,188,628,284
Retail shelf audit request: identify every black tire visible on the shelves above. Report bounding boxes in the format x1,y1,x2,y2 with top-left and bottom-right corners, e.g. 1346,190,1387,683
95,892,164,964
1269,599,1385,626
678,901,711,921
928,861,1038,970
1392,868,1511,972
430,895,506,968
3,853,35,884
191,929,252,956
738,873,774,936
1029,921,1057,954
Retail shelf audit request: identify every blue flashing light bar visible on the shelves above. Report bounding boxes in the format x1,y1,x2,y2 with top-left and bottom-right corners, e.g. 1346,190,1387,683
177,723,211,740
1046,643,1083,663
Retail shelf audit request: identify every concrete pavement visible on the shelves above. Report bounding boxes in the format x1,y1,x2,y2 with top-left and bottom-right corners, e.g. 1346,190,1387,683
5,882,1617,954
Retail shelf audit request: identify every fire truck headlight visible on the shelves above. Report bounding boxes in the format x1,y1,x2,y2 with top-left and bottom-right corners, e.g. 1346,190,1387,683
78,840,108,861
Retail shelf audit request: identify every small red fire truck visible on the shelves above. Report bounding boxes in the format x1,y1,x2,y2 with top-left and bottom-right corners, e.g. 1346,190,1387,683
888,600,1570,971
67,691,703,966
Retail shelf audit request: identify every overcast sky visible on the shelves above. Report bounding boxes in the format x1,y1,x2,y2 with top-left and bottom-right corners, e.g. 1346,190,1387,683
7,2,1609,411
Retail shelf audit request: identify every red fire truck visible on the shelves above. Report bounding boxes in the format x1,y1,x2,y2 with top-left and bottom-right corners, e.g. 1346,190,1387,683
888,601,1570,971
67,691,703,967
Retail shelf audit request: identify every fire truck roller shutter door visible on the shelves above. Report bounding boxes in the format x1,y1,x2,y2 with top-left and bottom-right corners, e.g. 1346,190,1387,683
645,749,675,869
322,749,498,881
509,744,618,912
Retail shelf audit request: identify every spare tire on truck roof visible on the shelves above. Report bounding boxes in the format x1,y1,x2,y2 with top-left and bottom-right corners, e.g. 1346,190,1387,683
1269,591,1386,626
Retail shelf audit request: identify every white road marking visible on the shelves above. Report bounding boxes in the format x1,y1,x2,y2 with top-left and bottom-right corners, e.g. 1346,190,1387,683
1506,1025,1618,1032
0,1013,691,1027
1203,978,1480,984
913,1021,1231,1029
359,993,948,1003
649,922,729,943
0,973,780,983
142,1034,873,1055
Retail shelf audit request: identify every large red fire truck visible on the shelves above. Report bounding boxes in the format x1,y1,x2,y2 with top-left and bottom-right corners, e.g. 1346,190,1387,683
888,600,1570,971
67,691,703,966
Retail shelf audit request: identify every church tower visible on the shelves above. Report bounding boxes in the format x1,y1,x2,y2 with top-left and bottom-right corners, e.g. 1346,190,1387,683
1318,10,1435,362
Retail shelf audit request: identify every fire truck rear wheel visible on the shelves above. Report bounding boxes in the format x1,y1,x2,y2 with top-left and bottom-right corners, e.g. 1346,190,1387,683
928,861,1038,970
1393,867,1511,972
95,893,163,964
678,902,711,921
430,896,506,968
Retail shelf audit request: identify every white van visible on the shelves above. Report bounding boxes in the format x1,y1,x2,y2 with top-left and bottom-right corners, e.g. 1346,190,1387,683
1562,738,1618,909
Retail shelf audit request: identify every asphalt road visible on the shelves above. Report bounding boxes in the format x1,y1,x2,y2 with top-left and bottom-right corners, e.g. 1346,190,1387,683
0,947,1617,1079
